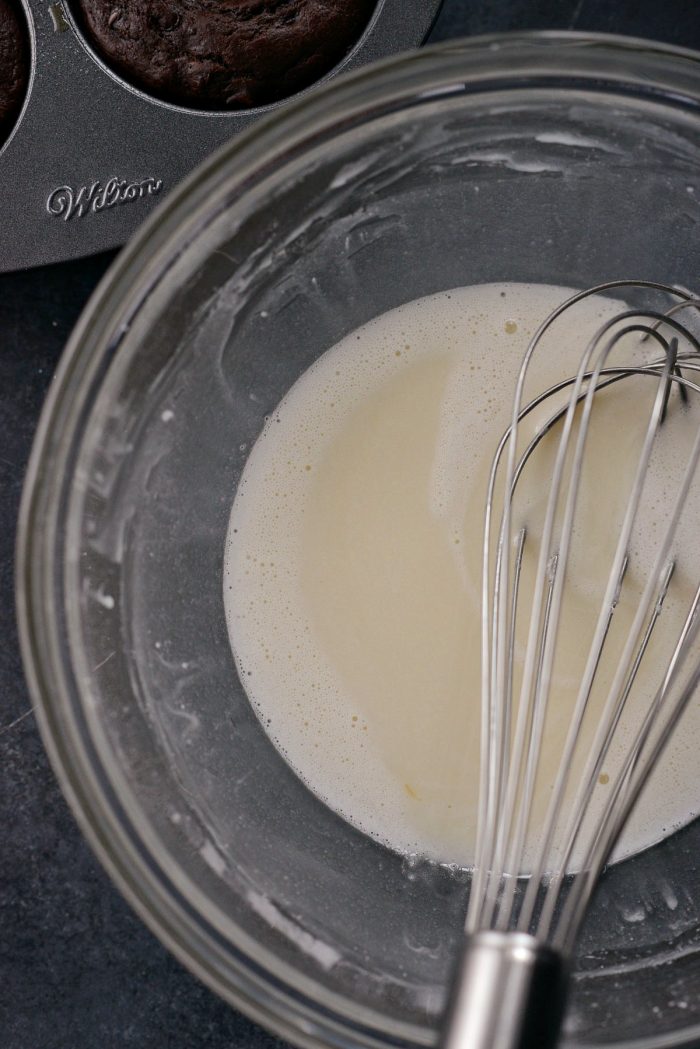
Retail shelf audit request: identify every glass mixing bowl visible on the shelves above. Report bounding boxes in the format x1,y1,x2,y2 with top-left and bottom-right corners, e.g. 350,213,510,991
17,32,700,1049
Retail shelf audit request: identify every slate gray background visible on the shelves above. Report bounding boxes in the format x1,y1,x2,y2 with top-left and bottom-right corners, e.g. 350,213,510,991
3,1,700,1046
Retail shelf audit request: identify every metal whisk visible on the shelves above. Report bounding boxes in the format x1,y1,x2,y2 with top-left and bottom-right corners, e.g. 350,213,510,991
443,281,700,1049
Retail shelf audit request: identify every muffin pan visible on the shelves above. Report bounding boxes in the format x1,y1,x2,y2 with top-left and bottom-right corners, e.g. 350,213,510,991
0,0,441,273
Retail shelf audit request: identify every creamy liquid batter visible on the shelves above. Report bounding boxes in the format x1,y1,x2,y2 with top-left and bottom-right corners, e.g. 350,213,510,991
223,283,700,867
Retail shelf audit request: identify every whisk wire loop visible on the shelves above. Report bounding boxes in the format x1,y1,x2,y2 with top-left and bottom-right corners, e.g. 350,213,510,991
519,328,680,935
468,282,700,943
449,283,700,1049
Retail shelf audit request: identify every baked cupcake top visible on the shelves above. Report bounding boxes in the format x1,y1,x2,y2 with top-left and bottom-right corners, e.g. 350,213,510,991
0,0,30,146
76,0,376,110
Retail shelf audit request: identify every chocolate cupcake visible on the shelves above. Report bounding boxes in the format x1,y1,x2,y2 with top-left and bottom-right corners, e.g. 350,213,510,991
75,0,376,111
0,0,29,147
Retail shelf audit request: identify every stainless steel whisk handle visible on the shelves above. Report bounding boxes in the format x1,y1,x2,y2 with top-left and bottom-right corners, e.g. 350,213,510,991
441,931,568,1049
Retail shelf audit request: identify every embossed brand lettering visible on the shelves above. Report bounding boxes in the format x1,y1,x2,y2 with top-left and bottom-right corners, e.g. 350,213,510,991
46,176,163,220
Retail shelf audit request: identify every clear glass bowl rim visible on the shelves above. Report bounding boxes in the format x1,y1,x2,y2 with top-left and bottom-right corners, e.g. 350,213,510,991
16,30,700,1049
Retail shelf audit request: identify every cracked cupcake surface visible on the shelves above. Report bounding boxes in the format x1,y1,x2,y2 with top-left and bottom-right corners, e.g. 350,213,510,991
75,0,376,110
0,0,29,147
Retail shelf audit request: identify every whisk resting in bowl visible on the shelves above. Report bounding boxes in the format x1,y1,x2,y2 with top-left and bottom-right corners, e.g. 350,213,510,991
443,281,700,1049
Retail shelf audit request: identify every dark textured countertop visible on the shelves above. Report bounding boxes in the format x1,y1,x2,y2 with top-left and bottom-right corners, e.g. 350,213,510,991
3,3,700,1047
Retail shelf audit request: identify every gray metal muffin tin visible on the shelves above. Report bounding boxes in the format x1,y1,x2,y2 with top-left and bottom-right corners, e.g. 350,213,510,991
0,0,442,272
